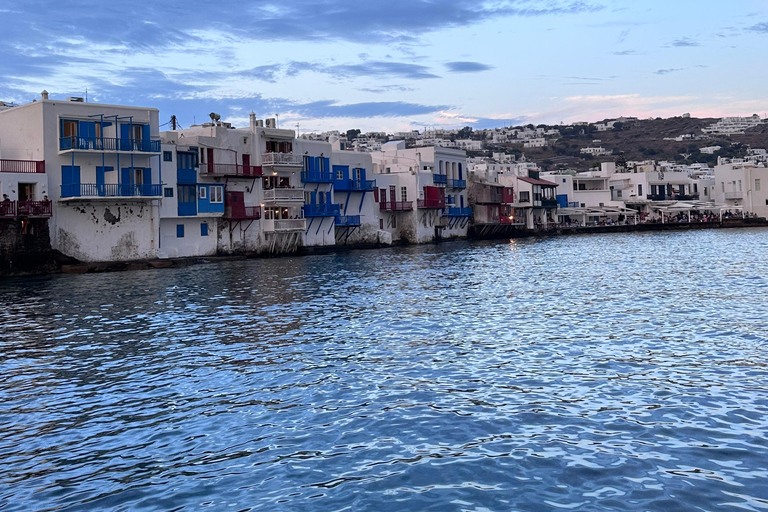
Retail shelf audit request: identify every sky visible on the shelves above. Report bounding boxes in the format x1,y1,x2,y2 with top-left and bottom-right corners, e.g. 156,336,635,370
1,0,767,134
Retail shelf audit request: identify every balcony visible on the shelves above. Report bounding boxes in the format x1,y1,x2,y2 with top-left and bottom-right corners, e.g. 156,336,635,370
335,215,361,227
418,198,445,209
379,200,413,212
225,206,261,220
444,207,472,217
0,159,45,174
432,174,447,185
262,218,306,232
60,183,163,199
301,170,334,183
447,179,467,189
59,136,161,153
334,179,376,192
724,191,743,200
540,199,558,208
303,203,341,217
262,153,302,167
263,188,305,203
201,163,262,178
0,200,53,218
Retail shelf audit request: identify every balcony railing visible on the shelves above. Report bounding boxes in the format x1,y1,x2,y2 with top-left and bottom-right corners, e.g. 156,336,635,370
225,206,262,220
0,159,45,174
379,200,413,211
540,199,558,208
646,194,668,201
263,188,305,202
334,179,376,192
60,183,163,198
262,153,303,166
0,201,16,217
18,200,53,217
418,198,445,209
336,215,361,227
262,218,306,232
201,163,262,178
432,174,447,185
447,179,467,189
59,136,161,153
724,191,743,200
0,200,53,218
444,207,472,217
301,170,334,183
303,203,341,217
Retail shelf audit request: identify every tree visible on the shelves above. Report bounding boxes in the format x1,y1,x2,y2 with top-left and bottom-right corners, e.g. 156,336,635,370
456,126,473,139
346,129,361,140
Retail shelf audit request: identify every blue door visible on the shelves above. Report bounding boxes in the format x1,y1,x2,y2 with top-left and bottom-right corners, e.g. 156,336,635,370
96,166,112,196
79,121,95,149
142,168,152,196
61,166,81,197
121,168,133,196
120,124,131,151
178,185,197,216
141,124,150,152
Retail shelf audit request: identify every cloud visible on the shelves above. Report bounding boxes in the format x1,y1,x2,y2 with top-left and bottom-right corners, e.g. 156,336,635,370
445,61,494,73
358,85,416,94
747,22,768,33
670,37,701,47
655,68,684,75
287,100,450,118
612,49,640,56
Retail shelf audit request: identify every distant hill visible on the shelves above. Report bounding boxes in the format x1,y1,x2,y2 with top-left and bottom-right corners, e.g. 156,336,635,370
486,117,768,171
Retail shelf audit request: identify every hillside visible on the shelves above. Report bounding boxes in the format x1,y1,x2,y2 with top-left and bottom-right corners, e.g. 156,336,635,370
485,117,768,171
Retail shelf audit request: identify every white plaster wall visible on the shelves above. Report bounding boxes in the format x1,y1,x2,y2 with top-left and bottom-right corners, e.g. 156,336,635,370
160,217,218,258
55,200,160,262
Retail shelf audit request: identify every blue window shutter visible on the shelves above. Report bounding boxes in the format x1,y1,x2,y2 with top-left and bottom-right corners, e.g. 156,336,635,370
177,224,184,238
324,158,330,173
201,223,208,236
309,157,316,173
142,124,150,140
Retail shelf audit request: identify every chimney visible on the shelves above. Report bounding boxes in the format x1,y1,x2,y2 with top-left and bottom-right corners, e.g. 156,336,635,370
249,111,257,129
41,90,49,100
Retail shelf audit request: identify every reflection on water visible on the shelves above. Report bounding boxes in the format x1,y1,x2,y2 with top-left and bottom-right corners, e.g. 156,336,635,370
2,229,768,511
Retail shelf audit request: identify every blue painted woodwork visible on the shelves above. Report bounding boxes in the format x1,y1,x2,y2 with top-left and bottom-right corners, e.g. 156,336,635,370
177,224,185,238
201,223,208,236
61,166,81,197
178,184,197,216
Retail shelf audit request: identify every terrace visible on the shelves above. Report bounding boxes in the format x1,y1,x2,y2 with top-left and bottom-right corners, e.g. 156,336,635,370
60,183,162,199
0,159,46,174
201,163,262,178
59,137,161,153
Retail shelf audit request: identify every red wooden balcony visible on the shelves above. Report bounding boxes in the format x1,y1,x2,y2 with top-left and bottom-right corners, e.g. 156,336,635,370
417,198,445,209
379,200,413,211
225,205,261,220
0,159,45,174
0,200,52,218
201,163,263,178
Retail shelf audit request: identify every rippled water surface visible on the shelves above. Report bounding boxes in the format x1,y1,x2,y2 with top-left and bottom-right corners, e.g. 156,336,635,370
2,229,768,511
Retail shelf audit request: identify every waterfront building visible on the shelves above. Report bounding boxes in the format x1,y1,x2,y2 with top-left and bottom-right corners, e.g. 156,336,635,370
372,142,470,243
468,166,521,237
0,93,163,262
713,160,768,217
510,171,559,229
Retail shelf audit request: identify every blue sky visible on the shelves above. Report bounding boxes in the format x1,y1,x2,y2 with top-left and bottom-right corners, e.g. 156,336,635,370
1,0,767,133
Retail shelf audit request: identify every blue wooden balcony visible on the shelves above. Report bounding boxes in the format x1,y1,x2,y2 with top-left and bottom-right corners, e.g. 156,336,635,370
447,179,467,189
301,170,334,183
335,215,361,227
334,179,376,192
59,136,161,153
61,183,163,198
444,207,472,217
432,174,447,185
302,203,341,217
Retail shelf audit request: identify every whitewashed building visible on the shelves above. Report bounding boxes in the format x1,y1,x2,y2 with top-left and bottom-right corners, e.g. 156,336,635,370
0,93,163,262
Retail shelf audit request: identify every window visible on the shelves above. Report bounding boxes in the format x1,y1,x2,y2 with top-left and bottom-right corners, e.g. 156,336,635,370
617,190,622,197
379,218,384,229
198,187,207,199
164,187,174,197
210,186,223,203
519,191,530,202
178,185,196,203
163,151,173,162
638,184,642,196
177,224,185,238
392,215,397,229
756,179,761,192
201,223,208,236
400,187,407,202
336,169,344,180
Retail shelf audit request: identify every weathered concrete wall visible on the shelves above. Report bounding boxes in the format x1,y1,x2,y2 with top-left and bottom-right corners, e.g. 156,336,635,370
54,201,159,262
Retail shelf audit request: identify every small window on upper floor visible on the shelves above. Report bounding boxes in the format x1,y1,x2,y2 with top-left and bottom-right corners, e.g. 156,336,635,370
163,151,173,162
164,187,174,198
198,187,207,200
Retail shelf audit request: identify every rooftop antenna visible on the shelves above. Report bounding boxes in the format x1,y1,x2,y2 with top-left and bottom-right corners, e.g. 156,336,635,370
275,114,279,129
85,88,88,103
296,122,300,137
